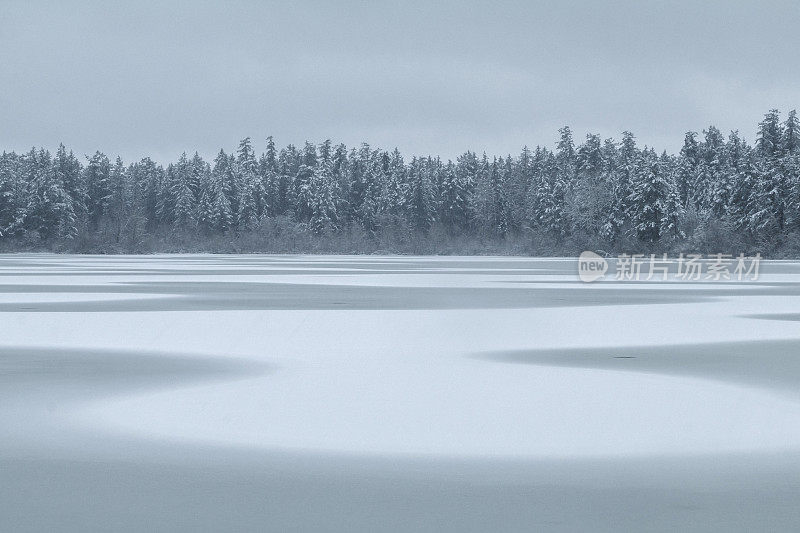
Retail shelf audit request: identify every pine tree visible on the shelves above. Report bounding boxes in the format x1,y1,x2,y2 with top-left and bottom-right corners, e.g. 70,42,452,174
572,133,610,236
308,154,339,234
131,158,164,230
235,137,260,229
659,152,684,240
677,132,700,208
107,156,134,242
527,129,573,238
294,162,315,224
754,110,787,232
54,144,85,223
758,109,783,158
504,146,532,230
782,111,800,229
0,152,23,237
782,110,800,155
404,157,434,233
207,163,232,232
275,145,298,217
172,153,196,228
382,148,406,216
259,136,278,216
438,160,470,231
85,151,111,228
487,157,508,235
189,152,206,201
470,153,492,231
23,148,75,239
196,178,214,233
729,147,759,232
543,126,576,236
345,143,373,226
358,153,386,232
629,148,674,244
602,132,635,241
701,126,730,216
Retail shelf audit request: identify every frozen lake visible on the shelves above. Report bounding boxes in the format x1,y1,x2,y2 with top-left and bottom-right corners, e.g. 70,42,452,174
2,254,800,531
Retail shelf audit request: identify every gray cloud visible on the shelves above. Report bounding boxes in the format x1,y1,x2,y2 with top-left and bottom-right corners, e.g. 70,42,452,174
2,0,799,163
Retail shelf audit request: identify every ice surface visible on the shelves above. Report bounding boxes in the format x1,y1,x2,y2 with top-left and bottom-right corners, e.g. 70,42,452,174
2,254,800,531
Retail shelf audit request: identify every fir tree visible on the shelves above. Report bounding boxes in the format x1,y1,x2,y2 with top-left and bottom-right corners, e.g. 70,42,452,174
629,149,672,244
85,151,111,228
308,154,339,234
0,152,23,237
404,157,434,233
107,157,134,242
54,144,85,221
172,153,196,228
438,160,470,231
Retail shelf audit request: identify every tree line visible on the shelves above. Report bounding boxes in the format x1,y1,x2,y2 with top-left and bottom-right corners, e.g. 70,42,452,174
2,109,800,255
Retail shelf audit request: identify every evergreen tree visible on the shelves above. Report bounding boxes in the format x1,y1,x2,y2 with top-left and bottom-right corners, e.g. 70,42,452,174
438,160,470,231
189,152,206,201
505,146,532,230
729,147,759,232
210,164,233,232
132,158,164,230
308,153,339,234
0,152,23,237
259,136,278,216
404,157,434,233
382,148,406,216
54,144,85,222
782,111,800,229
659,152,684,240
629,149,673,244
700,126,729,216
470,154,492,231
234,138,260,229
172,153,196,228
754,110,787,231
572,133,610,236
677,132,700,208
203,151,231,231
275,145,298,216
23,148,76,239
85,151,111,228
107,156,134,242
602,132,635,241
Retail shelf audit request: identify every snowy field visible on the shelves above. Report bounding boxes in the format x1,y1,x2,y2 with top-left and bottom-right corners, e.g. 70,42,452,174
2,254,800,531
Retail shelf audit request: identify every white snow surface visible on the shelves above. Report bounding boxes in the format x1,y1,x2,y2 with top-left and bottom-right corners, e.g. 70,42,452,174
3,253,800,531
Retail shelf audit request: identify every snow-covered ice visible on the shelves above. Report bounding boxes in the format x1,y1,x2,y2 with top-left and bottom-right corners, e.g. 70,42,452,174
2,254,800,531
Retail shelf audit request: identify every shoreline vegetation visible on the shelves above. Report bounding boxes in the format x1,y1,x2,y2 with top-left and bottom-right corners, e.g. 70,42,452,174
3,110,800,257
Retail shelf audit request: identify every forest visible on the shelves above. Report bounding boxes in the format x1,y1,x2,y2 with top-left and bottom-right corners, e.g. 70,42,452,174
2,109,800,256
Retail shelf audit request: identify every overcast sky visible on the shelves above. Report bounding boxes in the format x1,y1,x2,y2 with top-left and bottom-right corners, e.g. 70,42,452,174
2,1,799,163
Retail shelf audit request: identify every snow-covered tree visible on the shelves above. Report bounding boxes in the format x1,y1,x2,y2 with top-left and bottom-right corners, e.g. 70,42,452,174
404,157,435,233
438,160,470,231
23,148,75,239
602,132,636,241
571,133,611,237
85,151,111,228
0,152,24,237
234,138,261,229
54,144,85,222
307,154,339,234
172,153,196,228
629,149,675,244
107,157,136,242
